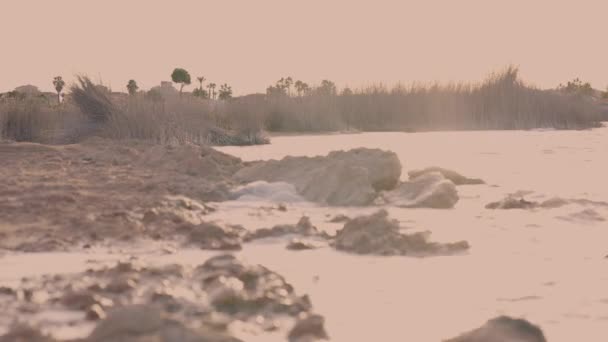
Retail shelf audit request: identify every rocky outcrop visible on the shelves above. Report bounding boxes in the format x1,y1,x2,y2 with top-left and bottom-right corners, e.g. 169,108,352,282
88,305,243,342
233,148,402,206
245,216,328,241
332,210,469,256
0,255,321,341
485,196,538,209
286,238,319,251
445,316,547,342
408,167,484,185
380,172,459,209
288,314,329,342
487,195,608,210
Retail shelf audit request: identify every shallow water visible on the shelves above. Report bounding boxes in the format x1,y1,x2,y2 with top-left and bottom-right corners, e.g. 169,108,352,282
3,127,608,341
216,127,608,341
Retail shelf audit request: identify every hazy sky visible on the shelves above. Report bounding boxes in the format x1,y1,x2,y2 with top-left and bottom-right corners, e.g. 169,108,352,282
2,0,606,95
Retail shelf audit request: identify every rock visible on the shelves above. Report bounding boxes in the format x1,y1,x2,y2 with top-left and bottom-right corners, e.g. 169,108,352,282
86,304,107,320
333,210,469,256
61,291,111,310
246,216,324,241
408,167,484,185
196,254,312,317
0,324,57,342
287,239,318,251
231,181,306,203
180,222,245,250
327,214,350,223
105,277,137,294
558,209,605,222
88,305,243,342
486,196,538,209
445,316,547,342
2,255,317,342
381,172,459,209
288,314,329,342
233,148,402,206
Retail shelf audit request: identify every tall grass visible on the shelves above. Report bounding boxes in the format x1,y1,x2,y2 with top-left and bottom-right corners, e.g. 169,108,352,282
260,67,604,132
1,67,604,145
0,76,269,145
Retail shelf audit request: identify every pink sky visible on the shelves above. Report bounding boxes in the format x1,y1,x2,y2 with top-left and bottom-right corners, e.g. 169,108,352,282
2,0,606,95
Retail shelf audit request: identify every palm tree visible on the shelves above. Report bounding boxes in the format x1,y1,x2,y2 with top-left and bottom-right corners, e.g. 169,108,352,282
218,83,233,100
285,77,293,96
126,80,139,95
294,80,309,97
53,76,65,103
208,83,217,100
197,76,206,92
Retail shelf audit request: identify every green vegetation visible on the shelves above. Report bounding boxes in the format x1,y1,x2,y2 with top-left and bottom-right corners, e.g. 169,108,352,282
53,76,65,103
218,84,233,100
171,68,191,94
127,80,139,95
1,66,606,146
558,78,594,97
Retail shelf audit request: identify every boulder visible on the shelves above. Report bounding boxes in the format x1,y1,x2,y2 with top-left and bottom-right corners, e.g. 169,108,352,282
333,210,469,256
233,148,401,206
445,316,547,342
486,196,538,209
381,172,459,209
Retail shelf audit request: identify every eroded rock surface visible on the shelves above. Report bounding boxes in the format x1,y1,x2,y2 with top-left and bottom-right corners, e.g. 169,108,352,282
333,210,469,256
0,255,323,341
445,316,547,342
0,140,242,251
408,167,484,185
246,216,328,241
486,196,538,209
381,172,459,209
233,148,402,206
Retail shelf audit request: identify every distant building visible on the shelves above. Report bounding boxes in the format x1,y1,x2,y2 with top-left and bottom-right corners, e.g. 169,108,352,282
14,84,41,95
149,81,178,98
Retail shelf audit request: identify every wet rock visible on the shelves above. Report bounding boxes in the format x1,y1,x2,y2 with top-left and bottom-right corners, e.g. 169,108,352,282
287,239,318,251
246,216,324,241
60,291,112,310
87,305,162,341
0,324,57,342
86,303,107,320
288,314,329,342
408,167,484,185
381,172,459,209
0,286,15,297
558,209,605,222
233,148,402,206
333,210,469,256
2,256,318,341
105,277,137,294
180,222,245,250
486,196,538,209
328,214,350,223
89,305,242,341
196,254,312,317
445,316,547,342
